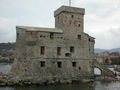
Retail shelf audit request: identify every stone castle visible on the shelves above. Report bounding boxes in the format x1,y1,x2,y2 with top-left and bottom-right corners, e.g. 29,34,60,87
11,6,95,83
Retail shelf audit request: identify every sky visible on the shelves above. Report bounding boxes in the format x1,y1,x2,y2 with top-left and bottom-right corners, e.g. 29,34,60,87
0,0,120,49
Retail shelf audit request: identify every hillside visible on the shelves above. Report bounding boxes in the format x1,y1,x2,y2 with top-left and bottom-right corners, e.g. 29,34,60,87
95,48,108,53
95,48,120,53
0,43,15,52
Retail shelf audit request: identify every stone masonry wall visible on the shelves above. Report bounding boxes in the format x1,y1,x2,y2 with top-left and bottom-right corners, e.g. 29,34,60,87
11,6,95,83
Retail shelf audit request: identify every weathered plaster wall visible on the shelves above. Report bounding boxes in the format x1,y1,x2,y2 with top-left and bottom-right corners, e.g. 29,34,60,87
11,6,95,83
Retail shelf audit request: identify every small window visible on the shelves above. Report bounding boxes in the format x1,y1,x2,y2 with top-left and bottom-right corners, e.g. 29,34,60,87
78,24,80,27
79,67,81,70
65,53,71,57
78,35,81,40
40,35,42,37
41,46,45,55
57,61,62,68
50,33,54,39
17,33,19,38
89,38,90,41
71,15,74,18
72,62,76,67
70,46,74,53
40,61,45,67
57,47,61,55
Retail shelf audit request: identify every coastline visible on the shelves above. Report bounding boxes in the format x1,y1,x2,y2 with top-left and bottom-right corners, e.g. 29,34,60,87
0,64,120,86
0,73,120,86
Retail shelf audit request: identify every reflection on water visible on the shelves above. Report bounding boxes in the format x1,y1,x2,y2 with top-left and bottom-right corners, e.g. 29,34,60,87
0,64,12,74
0,83,94,90
95,81,120,90
0,82,120,90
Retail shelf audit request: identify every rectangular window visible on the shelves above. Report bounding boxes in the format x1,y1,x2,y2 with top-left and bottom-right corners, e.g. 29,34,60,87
17,33,19,38
57,47,61,55
40,61,45,67
41,46,45,55
72,62,76,67
50,33,54,39
70,46,74,53
78,35,81,40
57,61,62,68
71,15,74,18
65,53,71,57
89,38,91,41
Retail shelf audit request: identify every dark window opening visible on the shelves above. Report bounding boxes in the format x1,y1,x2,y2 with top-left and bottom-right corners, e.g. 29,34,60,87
78,24,81,27
40,61,45,67
72,62,76,67
78,35,81,40
71,15,74,18
40,35,42,37
50,33,54,39
70,46,74,53
57,47,61,55
41,46,45,55
57,62,62,68
17,33,19,38
65,53,71,57
79,67,81,70
89,38,91,41
61,37,63,39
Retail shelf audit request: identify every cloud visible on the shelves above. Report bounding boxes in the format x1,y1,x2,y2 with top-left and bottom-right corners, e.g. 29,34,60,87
0,0,120,49
88,27,120,49
72,0,120,49
109,27,120,48
0,17,17,42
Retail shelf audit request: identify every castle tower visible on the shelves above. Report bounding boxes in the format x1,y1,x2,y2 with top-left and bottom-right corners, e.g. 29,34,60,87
11,5,95,83
54,6,85,40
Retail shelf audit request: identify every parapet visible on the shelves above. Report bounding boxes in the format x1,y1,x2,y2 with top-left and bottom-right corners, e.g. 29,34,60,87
16,26,63,33
54,5,85,17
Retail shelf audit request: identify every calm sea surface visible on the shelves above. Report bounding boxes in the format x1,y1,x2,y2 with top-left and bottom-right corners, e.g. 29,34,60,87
0,82,120,90
0,64,120,90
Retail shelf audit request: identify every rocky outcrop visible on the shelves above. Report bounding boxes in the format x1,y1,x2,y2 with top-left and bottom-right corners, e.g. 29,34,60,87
0,72,94,86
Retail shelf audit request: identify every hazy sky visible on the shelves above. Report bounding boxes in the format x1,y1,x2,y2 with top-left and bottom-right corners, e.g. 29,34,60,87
0,0,120,49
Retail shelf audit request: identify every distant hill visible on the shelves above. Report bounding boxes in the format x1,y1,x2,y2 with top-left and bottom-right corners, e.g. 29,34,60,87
109,48,120,53
95,48,108,53
95,48,120,53
0,43,15,52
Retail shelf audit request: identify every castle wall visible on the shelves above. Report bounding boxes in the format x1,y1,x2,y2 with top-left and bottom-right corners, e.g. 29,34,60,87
11,6,95,83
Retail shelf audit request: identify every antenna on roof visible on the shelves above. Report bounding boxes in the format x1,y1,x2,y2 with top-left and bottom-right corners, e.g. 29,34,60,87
69,0,71,6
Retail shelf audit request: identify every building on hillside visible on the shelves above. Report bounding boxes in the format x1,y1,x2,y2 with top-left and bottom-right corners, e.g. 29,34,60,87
95,51,120,65
95,52,111,64
11,6,95,83
109,52,120,58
